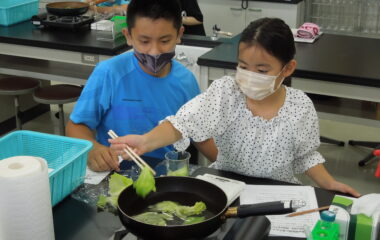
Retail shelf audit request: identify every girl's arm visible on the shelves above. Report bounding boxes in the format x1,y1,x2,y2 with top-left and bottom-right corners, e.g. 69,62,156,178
109,121,182,158
193,138,218,162
306,164,360,197
110,77,236,159
144,121,183,152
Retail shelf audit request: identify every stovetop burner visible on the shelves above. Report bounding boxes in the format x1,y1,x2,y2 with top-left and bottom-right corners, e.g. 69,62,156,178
32,12,94,30
112,220,232,240
111,216,271,240
112,229,223,240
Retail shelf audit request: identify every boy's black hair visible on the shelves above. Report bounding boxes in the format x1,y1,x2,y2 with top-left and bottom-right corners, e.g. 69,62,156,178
127,0,182,32
239,18,296,66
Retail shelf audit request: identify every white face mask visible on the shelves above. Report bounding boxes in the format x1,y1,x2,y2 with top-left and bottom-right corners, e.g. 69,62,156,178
235,66,285,100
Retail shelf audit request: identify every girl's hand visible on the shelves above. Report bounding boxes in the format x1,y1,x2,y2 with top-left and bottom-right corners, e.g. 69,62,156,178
109,134,148,160
305,164,361,198
327,180,361,198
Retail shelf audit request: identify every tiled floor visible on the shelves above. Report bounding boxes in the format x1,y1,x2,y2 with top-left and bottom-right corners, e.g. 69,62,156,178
14,101,380,196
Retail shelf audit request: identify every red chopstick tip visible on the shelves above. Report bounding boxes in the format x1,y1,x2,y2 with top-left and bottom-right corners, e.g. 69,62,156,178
373,150,380,156
375,161,380,178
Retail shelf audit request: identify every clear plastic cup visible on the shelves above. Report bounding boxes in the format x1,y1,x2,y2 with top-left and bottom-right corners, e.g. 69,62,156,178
163,151,191,177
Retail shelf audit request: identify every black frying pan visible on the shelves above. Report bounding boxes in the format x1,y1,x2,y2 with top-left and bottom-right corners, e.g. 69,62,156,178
117,176,295,240
46,0,108,16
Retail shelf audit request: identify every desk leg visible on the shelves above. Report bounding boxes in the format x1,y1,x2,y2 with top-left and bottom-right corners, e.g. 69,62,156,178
377,103,380,120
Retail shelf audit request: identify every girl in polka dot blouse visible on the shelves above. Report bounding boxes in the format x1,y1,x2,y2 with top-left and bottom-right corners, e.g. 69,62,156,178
111,18,360,197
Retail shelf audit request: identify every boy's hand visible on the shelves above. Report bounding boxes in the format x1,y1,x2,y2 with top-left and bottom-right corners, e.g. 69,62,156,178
109,134,148,160
88,144,120,172
327,180,361,198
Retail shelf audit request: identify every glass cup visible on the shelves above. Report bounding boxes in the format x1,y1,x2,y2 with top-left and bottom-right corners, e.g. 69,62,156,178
155,151,191,177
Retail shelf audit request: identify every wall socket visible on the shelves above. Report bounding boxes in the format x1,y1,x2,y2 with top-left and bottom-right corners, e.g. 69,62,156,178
81,53,99,65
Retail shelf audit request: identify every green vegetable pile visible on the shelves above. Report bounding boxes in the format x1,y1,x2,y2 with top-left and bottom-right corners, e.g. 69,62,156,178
97,172,133,209
167,165,189,176
97,166,156,209
132,200,207,226
133,212,173,226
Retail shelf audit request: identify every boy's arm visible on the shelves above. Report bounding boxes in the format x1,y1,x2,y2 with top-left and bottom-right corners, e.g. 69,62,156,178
66,120,119,172
93,5,127,15
182,16,202,26
305,164,360,197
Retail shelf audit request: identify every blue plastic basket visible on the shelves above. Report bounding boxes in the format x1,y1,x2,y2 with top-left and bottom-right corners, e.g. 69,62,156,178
0,0,39,26
0,130,92,206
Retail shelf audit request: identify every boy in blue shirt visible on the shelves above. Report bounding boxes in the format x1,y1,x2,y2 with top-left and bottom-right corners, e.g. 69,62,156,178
67,0,214,172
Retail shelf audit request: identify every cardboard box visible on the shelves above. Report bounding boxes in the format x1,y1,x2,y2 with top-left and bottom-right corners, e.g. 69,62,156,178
329,195,380,240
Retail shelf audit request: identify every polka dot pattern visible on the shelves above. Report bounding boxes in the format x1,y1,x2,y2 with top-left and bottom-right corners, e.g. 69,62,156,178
166,76,325,183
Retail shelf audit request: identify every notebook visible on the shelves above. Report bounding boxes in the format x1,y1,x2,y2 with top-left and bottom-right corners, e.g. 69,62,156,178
196,173,246,206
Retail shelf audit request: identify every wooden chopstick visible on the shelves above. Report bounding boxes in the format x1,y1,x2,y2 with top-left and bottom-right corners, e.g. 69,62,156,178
286,205,330,217
108,130,156,176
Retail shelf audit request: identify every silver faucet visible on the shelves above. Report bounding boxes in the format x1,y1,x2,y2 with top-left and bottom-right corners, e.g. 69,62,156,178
211,24,220,40
211,24,233,40
175,51,194,68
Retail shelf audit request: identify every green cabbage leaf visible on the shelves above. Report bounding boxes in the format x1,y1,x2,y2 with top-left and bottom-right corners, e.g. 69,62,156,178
175,201,207,219
133,212,173,226
133,166,156,198
97,172,133,208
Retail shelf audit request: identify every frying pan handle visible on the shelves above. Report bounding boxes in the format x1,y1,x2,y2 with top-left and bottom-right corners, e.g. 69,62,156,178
226,201,294,218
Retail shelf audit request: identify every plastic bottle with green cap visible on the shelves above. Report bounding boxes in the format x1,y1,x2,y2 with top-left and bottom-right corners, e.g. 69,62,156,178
308,210,340,240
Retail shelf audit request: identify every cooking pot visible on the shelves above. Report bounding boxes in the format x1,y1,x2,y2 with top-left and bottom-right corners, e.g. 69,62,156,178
46,0,109,16
117,176,295,240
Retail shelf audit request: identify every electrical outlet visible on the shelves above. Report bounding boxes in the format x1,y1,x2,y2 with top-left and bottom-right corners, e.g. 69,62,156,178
81,53,99,64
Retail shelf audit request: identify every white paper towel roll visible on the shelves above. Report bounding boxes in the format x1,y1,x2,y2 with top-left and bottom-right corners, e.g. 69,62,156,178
0,156,55,240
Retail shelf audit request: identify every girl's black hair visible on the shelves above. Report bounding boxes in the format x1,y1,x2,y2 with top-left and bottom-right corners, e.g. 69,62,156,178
127,0,182,32
239,18,296,65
